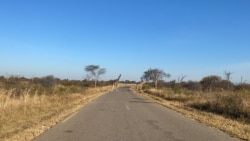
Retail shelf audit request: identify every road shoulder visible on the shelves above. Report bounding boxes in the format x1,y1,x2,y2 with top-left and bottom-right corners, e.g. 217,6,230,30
133,89,248,141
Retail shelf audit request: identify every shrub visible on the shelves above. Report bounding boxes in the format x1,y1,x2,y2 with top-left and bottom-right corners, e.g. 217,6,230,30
40,75,56,88
183,81,202,91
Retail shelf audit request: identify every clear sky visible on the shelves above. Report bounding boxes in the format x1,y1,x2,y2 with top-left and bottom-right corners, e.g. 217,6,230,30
0,0,250,83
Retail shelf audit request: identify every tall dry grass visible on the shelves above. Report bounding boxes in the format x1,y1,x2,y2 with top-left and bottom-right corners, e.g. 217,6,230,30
144,88,250,122
0,85,112,141
188,92,250,122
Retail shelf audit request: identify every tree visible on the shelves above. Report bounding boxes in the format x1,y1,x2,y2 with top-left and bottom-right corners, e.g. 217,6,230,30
177,74,187,83
216,80,234,91
224,71,233,91
85,65,106,87
41,75,56,88
142,68,170,89
240,76,247,85
200,75,221,92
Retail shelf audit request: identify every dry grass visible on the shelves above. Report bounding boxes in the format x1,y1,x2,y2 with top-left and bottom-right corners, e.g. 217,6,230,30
137,87,250,141
0,86,112,141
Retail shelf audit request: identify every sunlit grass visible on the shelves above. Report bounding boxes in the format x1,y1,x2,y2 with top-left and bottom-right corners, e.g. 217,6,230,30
0,86,111,141
140,87,250,140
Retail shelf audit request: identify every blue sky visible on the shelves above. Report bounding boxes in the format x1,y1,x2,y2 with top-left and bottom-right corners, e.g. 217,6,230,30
0,0,250,83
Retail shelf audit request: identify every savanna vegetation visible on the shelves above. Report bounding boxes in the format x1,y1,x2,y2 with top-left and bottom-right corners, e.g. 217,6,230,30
138,68,250,140
0,74,115,141
1,65,249,140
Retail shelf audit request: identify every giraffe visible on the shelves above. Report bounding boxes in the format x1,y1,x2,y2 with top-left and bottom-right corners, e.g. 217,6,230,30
136,81,147,91
112,74,121,90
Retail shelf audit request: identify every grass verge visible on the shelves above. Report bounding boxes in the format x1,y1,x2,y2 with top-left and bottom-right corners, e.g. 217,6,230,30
135,88,250,141
0,86,112,141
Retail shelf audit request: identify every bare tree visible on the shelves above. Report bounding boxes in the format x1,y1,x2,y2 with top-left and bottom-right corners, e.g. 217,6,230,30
178,74,187,83
240,76,247,85
142,68,170,89
85,65,106,87
225,71,233,91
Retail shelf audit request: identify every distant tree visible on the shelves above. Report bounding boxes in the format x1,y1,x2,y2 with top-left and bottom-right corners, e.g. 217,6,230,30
41,75,56,88
216,80,234,91
168,80,176,89
175,74,187,89
177,74,187,83
200,75,221,92
224,71,233,91
240,76,247,85
142,68,170,89
85,65,106,87
235,83,250,91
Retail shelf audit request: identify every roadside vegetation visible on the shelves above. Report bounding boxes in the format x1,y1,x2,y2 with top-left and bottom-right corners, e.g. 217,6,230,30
0,75,115,141
137,69,250,140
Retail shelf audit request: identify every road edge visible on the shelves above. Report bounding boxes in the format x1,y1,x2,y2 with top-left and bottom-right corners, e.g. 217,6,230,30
132,88,247,141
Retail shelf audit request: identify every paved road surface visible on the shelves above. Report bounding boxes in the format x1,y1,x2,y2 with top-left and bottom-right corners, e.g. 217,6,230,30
34,87,241,141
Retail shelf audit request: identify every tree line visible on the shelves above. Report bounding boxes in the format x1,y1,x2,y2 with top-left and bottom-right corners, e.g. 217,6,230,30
141,68,249,92
1,65,248,92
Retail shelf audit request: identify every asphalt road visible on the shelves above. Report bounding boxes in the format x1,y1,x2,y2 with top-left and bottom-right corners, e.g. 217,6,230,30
34,87,241,141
